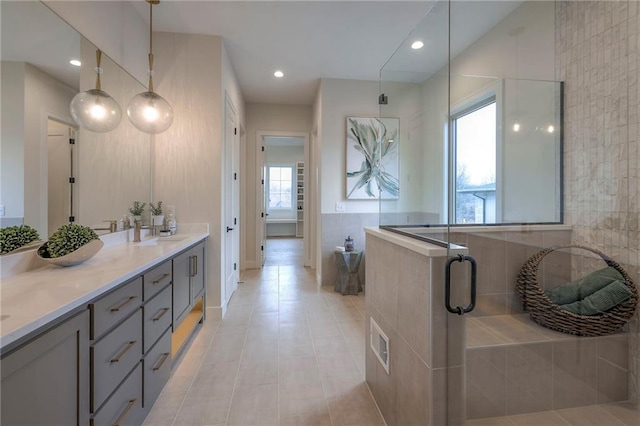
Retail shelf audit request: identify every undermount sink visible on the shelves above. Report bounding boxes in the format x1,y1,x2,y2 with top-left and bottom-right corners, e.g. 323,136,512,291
135,235,187,246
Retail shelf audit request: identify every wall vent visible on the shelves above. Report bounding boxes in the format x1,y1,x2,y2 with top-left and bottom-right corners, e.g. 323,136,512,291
370,317,390,374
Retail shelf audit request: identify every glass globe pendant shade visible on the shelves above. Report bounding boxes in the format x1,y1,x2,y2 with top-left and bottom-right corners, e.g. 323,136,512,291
70,88,122,133
127,91,174,134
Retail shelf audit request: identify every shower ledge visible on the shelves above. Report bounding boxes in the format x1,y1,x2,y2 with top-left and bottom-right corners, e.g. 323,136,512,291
466,313,627,348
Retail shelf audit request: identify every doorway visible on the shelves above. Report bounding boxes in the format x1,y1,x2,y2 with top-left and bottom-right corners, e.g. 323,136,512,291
257,132,310,267
47,118,76,236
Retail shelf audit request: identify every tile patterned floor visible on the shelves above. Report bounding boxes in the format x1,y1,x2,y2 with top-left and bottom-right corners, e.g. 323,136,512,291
264,237,304,266
143,264,383,425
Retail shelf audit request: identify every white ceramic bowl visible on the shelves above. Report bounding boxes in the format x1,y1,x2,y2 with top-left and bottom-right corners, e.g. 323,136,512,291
36,239,104,267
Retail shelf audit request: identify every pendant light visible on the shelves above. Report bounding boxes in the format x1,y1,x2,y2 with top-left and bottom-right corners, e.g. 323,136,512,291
127,0,173,134
70,49,122,133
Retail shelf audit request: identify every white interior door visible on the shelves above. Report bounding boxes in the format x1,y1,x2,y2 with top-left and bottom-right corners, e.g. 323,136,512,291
260,142,267,266
224,95,238,304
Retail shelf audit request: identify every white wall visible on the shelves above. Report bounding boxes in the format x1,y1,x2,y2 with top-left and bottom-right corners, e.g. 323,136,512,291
243,103,312,267
23,63,76,237
152,32,245,317
76,38,151,232
319,78,380,214
0,62,25,223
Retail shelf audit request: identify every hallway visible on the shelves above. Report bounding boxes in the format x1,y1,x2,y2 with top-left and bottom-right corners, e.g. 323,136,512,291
264,237,304,266
143,264,382,425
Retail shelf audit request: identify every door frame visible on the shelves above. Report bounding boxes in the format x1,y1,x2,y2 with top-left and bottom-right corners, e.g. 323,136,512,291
255,130,311,267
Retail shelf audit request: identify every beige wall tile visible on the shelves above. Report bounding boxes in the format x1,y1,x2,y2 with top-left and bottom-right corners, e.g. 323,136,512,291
552,339,598,409
395,334,431,425
466,347,507,420
397,247,431,364
433,366,465,426
596,359,629,404
506,343,553,415
597,335,629,369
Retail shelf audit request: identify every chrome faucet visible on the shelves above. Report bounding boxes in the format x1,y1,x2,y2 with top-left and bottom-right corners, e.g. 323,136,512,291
94,220,118,233
133,219,142,242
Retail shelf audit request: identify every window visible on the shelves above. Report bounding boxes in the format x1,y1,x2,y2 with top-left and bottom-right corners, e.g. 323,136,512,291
268,166,293,209
453,98,496,224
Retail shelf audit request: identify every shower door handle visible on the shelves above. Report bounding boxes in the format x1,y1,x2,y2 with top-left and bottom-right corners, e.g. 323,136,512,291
445,254,477,315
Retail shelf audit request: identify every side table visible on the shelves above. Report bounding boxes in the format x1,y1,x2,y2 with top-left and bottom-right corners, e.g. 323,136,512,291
334,250,363,295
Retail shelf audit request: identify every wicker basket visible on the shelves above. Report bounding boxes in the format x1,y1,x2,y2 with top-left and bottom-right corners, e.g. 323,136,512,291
517,245,638,337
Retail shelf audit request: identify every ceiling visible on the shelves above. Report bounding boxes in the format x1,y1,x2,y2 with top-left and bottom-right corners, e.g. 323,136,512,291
3,1,525,107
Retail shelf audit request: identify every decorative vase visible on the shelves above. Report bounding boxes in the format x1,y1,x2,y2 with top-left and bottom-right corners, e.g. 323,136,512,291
344,236,354,252
36,239,104,267
151,215,165,227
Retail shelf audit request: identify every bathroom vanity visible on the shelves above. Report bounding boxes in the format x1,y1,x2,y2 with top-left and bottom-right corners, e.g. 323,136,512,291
0,226,208,425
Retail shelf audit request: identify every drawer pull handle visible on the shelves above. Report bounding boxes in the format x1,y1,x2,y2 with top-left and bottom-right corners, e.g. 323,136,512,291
110,296,137,312
153,352,170,371
152,307,170,322
152,273,170,285
112,398,137,426
110,341,136,363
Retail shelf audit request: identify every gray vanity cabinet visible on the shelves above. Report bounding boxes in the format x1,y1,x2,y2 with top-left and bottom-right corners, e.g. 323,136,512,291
190,241,206,303
172,249,192,326
172,241,205,328
0,310,89,425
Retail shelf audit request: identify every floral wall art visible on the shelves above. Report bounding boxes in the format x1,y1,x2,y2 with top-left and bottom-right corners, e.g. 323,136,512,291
346,117,399,199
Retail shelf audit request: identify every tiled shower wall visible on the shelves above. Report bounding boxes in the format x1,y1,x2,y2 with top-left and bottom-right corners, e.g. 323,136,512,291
556,0,639,400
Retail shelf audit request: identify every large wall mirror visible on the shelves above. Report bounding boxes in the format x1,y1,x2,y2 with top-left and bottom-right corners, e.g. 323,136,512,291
1,1,151,238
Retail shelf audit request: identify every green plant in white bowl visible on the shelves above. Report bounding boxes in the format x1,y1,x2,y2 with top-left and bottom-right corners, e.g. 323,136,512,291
39,223,99,258
0,225,41,254
149,201,164,226
129,201,146,227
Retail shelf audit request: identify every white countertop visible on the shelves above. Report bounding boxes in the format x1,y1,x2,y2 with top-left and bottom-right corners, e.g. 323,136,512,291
0,224,208,353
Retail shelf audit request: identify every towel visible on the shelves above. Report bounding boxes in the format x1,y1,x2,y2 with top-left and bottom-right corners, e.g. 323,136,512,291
558,280,633,315
546,266,624,305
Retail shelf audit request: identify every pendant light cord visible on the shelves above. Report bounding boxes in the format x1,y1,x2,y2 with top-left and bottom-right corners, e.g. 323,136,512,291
148,0,154,92
95,49,102,91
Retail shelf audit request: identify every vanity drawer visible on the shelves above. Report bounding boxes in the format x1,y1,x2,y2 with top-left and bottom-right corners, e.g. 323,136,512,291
143,260,172,301
90,363,143,426
143,327,171,409
143,285,172,354
90,277,142,340
91,309,142,412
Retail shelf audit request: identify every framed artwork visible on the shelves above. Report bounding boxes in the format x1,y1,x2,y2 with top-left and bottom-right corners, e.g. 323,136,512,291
346,117,399,199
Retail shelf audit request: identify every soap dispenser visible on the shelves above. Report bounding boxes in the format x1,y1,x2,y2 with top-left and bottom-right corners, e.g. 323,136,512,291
166,205,177,235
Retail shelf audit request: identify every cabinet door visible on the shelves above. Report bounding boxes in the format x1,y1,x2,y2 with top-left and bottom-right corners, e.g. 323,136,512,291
172,249,191,327
1,310,89,425
190,242,206,304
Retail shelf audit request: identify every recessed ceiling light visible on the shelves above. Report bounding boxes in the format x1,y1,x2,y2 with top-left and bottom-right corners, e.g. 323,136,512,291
69,59,81,67
274,70,284,78
547,125,555,133
411,41,424,50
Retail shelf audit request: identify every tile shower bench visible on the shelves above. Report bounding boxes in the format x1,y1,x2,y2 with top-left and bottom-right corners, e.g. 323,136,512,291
364,225,630,425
